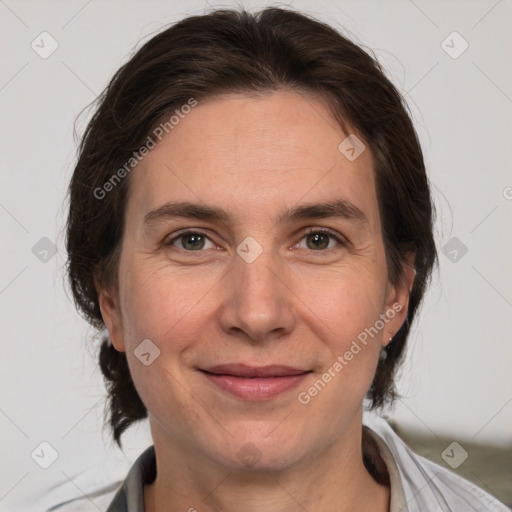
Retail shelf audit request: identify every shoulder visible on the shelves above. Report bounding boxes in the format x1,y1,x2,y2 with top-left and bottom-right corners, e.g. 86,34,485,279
104,445,156,512
363,412,510,512
45,484,121,511
47,446,155,512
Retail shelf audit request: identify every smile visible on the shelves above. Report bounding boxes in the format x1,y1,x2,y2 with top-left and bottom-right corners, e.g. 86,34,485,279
199,364,312,400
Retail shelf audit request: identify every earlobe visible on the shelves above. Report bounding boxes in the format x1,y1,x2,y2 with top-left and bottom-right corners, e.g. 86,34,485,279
97,285,126,353
382,295,407,348
383,254,416,347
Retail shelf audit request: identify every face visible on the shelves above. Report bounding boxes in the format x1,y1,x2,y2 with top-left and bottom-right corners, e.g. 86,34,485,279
99,90,411,471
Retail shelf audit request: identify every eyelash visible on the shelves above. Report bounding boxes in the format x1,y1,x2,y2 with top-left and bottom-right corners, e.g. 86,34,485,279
165,227,346,254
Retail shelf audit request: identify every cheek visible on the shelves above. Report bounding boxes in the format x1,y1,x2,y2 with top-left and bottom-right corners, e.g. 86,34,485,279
294,274,385,426
300,263,388,341
116,258,227,402
117,262,216,427
118,259,218,349
294,265,388,397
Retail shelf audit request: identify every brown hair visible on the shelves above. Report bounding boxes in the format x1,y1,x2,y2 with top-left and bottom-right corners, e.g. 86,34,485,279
66,7,437,446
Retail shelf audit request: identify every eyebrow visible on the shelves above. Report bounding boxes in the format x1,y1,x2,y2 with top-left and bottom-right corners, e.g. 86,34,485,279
143,199,368,227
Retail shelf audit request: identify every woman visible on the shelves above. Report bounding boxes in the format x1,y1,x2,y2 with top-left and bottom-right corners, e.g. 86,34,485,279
65,6,509,512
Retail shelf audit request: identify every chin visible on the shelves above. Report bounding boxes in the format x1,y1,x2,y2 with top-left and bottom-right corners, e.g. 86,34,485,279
212,431,308,473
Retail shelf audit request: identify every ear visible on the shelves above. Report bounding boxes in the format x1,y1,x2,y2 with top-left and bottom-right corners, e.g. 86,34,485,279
382,252,415,348
96,279,126,353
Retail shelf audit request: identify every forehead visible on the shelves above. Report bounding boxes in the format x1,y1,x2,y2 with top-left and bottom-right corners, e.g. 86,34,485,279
126,90,379,230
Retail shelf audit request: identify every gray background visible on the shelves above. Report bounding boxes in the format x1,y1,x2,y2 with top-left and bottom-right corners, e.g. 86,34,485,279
1,0,511,510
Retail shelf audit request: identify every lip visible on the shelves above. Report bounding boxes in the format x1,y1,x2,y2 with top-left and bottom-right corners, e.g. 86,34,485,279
199,364,311,400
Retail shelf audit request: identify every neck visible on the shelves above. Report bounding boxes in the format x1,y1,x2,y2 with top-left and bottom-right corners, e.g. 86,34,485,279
144,412,390,512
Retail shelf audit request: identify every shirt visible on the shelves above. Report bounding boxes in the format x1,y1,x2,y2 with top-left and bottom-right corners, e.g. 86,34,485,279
52,414,510,511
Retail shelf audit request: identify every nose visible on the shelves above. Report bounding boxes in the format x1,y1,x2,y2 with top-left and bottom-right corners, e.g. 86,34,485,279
217,242,296,343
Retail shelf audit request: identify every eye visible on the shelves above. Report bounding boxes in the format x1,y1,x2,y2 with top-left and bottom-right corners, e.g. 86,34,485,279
295,228,344,252
166,230,216,251
165,228,345,254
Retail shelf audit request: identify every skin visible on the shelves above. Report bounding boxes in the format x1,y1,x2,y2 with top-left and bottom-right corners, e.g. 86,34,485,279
99,90,414,512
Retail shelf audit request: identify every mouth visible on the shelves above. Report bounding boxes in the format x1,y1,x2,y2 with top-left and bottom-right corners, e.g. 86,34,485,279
199,364,312,400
